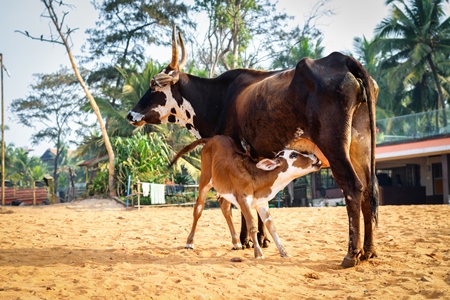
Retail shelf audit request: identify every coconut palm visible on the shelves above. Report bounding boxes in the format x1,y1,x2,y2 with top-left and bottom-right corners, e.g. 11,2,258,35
353,36,408,118
372,0,450,128
271,37,325,69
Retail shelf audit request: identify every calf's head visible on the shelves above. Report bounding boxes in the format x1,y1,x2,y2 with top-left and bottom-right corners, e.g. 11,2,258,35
126,26,192,129
256,150,322,178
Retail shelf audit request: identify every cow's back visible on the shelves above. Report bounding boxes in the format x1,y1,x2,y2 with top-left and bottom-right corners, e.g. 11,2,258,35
222,52,371,160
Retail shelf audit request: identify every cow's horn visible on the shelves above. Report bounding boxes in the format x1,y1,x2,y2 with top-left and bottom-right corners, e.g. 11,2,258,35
169,25,179,69
178,31,187,71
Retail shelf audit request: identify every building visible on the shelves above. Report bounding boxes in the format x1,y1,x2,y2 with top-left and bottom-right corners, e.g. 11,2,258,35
292,109,450,206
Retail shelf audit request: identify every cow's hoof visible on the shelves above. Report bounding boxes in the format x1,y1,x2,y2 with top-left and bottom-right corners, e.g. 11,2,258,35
361,250,377,260
231,243,243,250
242,239,252,249
340,256,359,268
262,238,270,248
185,244,194,250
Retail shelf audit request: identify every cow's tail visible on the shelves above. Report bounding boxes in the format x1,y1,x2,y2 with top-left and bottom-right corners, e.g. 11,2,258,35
347,56,379,226
168,138,210,168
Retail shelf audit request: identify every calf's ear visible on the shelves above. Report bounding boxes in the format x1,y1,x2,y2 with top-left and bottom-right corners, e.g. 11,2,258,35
256,158,281,171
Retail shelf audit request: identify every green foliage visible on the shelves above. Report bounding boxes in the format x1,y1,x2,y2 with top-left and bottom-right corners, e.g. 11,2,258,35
10,67,88,146
10,67,89,192
87,129,202,196
371,0,450,121
4,146,48,187
87,164,110,196
83,0,194,113
112,131,173,195
85,0,193,68
194,0,295,75
271,37,325,69
120,60,165,110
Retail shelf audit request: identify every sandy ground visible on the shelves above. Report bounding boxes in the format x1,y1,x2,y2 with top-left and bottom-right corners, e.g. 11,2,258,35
0,199,449,299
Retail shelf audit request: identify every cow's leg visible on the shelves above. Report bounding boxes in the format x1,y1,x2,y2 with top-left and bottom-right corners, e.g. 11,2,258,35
349,105,379,262
239,213,252,248
350,134,378,261
240,213,270,248
218,197,242,250
256,203,289,257
185,181,211,249
239,195,264,258
326,154,365,268
361,188,378,260
258,215,271,248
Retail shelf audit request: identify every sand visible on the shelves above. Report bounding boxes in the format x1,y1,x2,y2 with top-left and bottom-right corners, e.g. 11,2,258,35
0,199,449,299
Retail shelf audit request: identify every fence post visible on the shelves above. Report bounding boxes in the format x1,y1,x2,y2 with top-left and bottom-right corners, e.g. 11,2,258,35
33,181,36,206
137,180,141,211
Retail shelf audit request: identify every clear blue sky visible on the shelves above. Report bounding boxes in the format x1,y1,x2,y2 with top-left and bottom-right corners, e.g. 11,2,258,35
1,0,447,157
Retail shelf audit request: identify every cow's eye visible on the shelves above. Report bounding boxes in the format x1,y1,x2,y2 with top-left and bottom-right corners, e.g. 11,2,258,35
289,152,298,159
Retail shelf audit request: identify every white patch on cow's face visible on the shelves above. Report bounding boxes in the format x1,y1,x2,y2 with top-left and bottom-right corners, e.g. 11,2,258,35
294,128,304,138
127,111,145,123
152,84,201,138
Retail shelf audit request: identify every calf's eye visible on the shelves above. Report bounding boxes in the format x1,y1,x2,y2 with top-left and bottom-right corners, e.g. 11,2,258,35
289,152,298,159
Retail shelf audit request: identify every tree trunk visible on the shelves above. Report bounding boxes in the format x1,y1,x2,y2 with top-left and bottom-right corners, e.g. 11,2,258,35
428,56,448,128
44,1,116,197
53,150,59,202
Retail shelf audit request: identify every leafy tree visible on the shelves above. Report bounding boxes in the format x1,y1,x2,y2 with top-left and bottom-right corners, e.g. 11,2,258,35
10,67,88,192
193,0,293,76
269,0,332,69
371,0,450,128
271,37,325,69
352,36,405,119
83,0,194,110
16,0,118,197
90,131,178,196
5,147,48,187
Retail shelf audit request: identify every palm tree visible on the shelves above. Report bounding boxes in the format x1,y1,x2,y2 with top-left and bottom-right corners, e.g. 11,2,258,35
7,147,45,187
271,37,325,69
353,36,409,118
372,0,450,128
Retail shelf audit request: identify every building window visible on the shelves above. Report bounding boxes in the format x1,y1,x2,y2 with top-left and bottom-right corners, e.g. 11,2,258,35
315,168,338,190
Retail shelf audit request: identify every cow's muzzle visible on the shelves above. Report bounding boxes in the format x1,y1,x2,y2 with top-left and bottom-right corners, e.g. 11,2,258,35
126,111,145,125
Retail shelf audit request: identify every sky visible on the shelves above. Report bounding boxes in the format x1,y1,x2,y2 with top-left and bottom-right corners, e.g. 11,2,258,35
0,0,448,157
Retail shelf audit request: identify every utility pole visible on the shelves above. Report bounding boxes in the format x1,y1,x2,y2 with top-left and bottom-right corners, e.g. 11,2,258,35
0,53,5,206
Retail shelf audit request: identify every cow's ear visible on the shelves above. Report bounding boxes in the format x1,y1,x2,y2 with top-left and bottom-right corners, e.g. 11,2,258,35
256,158,280,171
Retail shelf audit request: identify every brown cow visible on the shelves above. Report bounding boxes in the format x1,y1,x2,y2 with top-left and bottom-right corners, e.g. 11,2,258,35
170,135,322,258
127,27,379,267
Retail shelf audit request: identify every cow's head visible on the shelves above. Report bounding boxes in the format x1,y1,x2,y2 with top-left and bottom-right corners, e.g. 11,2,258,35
126,26,198,135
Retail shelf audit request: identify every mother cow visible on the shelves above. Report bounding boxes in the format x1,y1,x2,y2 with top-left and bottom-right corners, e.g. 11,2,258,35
127,27,379,267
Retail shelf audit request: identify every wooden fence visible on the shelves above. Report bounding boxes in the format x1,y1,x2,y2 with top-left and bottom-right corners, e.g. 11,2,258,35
1,184,49,206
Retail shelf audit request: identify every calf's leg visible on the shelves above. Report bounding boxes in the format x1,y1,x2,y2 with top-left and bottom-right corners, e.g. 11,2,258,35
240,213,270,248
186,181,212,249
218,197,242,250
256,203,289,257
239,195,264,258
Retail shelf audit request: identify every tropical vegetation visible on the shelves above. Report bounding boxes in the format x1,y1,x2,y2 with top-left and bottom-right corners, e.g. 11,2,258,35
6,0,450,202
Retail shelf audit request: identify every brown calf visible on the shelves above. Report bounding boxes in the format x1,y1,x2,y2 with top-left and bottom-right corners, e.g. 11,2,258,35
170,135,322,258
